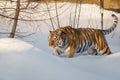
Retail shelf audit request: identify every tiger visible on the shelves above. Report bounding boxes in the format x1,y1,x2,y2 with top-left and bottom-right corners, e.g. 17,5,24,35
48,14,118,58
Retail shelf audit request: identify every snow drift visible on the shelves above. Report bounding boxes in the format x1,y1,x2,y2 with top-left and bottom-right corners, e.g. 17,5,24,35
0,38,120,80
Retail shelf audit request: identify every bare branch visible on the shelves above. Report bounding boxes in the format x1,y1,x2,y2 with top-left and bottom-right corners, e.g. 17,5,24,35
73,0,79,28
44,0,55,30
55,0,60,28
77,0,82,28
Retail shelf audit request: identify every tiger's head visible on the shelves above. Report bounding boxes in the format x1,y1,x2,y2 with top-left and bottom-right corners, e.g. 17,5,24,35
48,29,68,49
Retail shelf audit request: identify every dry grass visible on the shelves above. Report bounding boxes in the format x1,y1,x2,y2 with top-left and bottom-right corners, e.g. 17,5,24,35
32,0,120,10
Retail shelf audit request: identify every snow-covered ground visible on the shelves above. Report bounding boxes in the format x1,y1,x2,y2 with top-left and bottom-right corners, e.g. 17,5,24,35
0,38,120,80
0,2,120,80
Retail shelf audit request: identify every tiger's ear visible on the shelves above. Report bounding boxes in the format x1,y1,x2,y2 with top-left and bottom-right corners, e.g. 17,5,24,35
58,30,66,36
49,30,52,33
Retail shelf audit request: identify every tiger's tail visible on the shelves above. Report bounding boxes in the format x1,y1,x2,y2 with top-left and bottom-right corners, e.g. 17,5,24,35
102,14,118,35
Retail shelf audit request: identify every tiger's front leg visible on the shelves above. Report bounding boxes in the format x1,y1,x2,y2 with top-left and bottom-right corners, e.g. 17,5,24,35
66,47,75,58
53,48,63,56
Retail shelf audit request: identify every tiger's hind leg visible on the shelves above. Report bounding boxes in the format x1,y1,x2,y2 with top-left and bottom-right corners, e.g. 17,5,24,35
87,48,98,55
99,46,112,55
96,39,112,55
95,34,112,55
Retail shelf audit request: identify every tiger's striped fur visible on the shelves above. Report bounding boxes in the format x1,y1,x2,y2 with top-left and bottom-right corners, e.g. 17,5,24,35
48,14,118,58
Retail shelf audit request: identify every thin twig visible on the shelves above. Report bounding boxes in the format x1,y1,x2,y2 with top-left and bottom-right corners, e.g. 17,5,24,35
55,0,60,28
77,0,82,28
44,0,55,30
73,0,79,28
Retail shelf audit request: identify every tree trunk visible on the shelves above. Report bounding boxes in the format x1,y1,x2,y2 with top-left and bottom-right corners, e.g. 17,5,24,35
45,0,55,30
100,0,104,29
10,0,20,38
77,0,82,28
73,0,79,28
55,0,60,28
101,13,103,29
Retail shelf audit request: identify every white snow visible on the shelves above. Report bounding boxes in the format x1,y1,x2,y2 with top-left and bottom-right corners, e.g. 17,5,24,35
0,2,120,80
0,38,120,80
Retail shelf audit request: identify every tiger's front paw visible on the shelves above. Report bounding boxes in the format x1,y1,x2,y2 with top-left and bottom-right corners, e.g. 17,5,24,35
53,52,59,56
53,49,61,56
